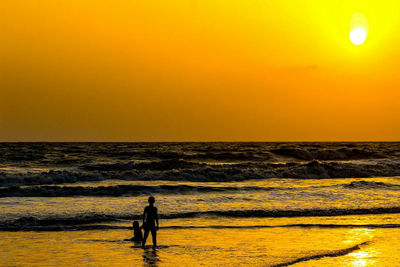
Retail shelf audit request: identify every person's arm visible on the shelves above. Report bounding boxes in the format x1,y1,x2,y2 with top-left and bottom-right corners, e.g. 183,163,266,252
142,207,147,228
156,208,159,230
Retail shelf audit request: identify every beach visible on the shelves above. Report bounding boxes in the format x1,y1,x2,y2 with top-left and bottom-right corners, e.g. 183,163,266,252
1,142,400,266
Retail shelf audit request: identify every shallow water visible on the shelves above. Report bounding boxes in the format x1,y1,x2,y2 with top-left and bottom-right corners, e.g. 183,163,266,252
2,217,400,266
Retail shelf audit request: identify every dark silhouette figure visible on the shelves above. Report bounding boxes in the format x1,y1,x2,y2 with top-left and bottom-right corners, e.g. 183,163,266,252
141,196,159,248
131,221,143,242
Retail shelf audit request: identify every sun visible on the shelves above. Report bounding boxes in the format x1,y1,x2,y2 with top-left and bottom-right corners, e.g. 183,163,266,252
350,28,367,45
350,13,368,46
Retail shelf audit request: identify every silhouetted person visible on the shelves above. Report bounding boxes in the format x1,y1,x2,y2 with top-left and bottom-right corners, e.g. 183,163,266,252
131,221,143,242
141,196,159,248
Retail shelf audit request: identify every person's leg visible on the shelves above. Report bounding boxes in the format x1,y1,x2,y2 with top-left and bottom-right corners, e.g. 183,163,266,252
151,228,157,247
142,229,149,248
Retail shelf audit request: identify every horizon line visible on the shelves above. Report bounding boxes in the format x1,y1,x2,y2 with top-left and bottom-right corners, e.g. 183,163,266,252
1,140,399,143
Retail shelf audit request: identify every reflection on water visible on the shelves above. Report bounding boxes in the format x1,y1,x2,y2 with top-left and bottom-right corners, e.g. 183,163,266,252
348,250,375,267
342,228,377,267
142,247,159,267
344,228,374,244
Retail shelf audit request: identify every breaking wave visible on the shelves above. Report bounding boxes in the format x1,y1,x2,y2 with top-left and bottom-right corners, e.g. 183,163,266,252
79,159,205,171
0,184,276,197
270,147,384,160
344,180,400,190
2,159,400,186
2,142,398,165
2,179,400,197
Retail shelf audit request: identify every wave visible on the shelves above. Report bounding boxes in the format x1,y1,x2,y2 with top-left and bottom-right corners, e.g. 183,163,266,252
344,180,400,190
79,159,205,171
2,207,400,231
0,184,275,197
2,142,398,163
271,241,370,267
270,147,384,160
1,142,400,186
163,207,400,219
2,159,400,186
164,224,400,230
3,179,400,197
3,223,400,232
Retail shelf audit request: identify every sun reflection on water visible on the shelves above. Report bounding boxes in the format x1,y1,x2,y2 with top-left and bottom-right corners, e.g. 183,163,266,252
344,228,377,267
348,250,376,267
344,228,374,244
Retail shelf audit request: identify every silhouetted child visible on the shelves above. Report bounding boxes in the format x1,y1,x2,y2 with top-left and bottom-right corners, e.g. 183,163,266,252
131,221,143,242
142,196,159,248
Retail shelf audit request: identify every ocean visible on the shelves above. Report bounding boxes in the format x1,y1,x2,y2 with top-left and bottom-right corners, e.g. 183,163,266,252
1,142,400,266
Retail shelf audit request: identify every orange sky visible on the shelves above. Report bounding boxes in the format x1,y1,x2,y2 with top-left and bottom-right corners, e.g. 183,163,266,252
1,0,400,141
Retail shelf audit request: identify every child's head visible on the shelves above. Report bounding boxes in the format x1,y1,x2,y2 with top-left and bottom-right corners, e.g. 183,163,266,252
148,196,155,205
133,220,139,229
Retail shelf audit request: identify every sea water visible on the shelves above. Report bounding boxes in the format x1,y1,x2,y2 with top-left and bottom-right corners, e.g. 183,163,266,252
1,142,400,266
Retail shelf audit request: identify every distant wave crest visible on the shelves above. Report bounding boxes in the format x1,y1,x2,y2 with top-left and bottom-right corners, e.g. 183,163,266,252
270,147,383,160
1,143,400,186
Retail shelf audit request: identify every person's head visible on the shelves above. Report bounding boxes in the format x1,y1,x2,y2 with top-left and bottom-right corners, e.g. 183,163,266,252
133,220,139,229
148,196,155,205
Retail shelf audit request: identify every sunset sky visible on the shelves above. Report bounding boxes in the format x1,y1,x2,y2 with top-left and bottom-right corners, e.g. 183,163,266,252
1,0,400,141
